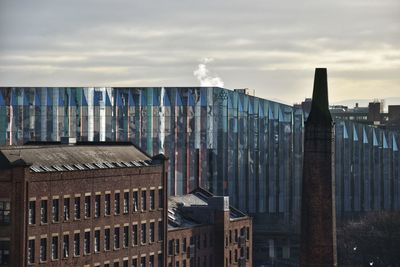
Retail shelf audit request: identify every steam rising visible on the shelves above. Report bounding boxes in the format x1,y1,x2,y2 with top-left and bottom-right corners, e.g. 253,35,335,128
193,58,224,87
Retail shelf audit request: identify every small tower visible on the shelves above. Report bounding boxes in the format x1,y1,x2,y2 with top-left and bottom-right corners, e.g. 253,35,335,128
300,68,337,266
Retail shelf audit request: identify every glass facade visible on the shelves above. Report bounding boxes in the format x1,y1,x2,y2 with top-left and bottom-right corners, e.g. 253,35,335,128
0,87,399,221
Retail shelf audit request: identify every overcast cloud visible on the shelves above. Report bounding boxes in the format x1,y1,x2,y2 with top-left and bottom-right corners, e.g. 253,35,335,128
0,0,399,104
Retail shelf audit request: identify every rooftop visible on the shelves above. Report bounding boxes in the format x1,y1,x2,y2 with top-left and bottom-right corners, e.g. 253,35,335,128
0,141,155,172
168,188,249,230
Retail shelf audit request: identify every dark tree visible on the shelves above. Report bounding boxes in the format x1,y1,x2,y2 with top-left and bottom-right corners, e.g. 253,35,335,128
337,212,400,267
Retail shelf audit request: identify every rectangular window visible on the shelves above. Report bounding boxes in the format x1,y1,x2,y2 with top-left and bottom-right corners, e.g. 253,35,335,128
123,226,129,248
123,192,129,214
175,239,180,255
40,238,47,262
141,256,146,267
28,239,35,264
0,201,11,224
182,238,187,253
114,227,120,250
63,198,70,221
123,259,129,267
29,200,35,225
114,193,120,215
51,236,58,260
141,223,147,244
246,227,250,240
74,197,80,220
95,195,101,218
52,199,59,223
40,200,48,224
92,230,99,253
150,190,155,210
150,222,155,243
104,229,111,251
158,221,163,241
149,255,154,267
73,233,80,256
132,225,138,246
203,234,207,248
84,231,90,255
114,261,120,267
132,191,138,212
132,258,138,267
168,240,173,255
158,254,163,267
158,189,163,209
84,195,91,218
141,191,146,211
105,194,111,216
63,235,69,258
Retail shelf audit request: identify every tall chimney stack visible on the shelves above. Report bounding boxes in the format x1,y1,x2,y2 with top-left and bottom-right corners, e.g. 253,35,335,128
300,68,337,266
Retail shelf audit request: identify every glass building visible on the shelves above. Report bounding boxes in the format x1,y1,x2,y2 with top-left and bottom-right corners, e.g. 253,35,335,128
1,87,399,265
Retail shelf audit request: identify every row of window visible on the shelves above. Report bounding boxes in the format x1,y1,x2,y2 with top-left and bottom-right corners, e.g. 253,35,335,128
168,255,213,267
28,188,163,225
27,221,163,264
225,226,250,247
227,247,250,265
168,234,213,256
0,201,11,224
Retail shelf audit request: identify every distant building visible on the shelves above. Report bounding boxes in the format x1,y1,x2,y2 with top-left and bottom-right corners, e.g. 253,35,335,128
167,188,252,267
0,142,168,267
298,98,400,131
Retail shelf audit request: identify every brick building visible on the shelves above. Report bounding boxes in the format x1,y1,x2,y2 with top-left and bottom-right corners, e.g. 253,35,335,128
0,142,168,267
167,188,252,267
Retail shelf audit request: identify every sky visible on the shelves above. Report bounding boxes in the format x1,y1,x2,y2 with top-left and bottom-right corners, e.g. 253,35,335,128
0,0,399,105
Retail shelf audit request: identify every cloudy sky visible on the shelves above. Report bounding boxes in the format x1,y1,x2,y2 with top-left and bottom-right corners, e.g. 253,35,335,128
0,0,399,105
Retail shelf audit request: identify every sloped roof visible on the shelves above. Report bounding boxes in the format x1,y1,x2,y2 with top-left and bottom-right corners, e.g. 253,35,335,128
0,142,153,172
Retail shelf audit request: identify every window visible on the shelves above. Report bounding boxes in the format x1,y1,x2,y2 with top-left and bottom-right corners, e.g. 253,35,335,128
63,235,69,258
158,188,163,209
158,253,163,267
114,193,120,215
235,229,238,242
246,227,250,240
105,194,111,216
123,192,129,214
132,191,138,212
158,221,163,241
203,234,207,248
175,261,179,267
52,199,59,223
51,236,58,260
28,239,35,264
182,260,186,267
63,198,70,221
95,195,101,218
29,201,35,225
123,259,129,267
132,258,138,267
141,223,147,244
168,240,173,255
114,227,120,250
94,230,100,252
132,225,138,246
149,255,154,267
84,231,90,255
40,238,47,262
182,238,186,253
84,195,91,218
73,233,80,256
0,201,11,224
150,190,155,210
140,256,146,267
149,222,155,243
40,200,48,224
74,197,80,220
141,191,146,211
114,261,120,267
229,230,232,244
246,247,249,260
175,239,180,254
0,241,10,265
104,229,111,251
123,226,129,248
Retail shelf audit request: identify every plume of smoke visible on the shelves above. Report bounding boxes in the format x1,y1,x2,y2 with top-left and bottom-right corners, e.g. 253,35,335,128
193,58,224,87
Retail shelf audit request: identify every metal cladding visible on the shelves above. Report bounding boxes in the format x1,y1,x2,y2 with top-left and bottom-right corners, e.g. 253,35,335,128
300,68,337,266
0,87,399,221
